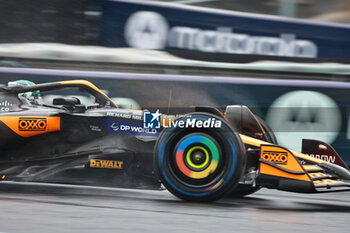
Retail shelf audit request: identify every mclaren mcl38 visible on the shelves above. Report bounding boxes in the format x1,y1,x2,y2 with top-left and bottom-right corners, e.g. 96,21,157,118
0,80,349,201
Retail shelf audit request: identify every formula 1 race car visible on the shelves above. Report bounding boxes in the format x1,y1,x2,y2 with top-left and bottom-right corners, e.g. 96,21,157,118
0,80,350,201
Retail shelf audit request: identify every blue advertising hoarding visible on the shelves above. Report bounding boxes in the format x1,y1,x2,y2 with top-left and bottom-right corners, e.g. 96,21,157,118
101,0,350,59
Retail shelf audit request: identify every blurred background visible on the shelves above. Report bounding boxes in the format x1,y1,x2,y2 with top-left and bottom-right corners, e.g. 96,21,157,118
0,0,349,45
163,0,350,22
0,0,350,163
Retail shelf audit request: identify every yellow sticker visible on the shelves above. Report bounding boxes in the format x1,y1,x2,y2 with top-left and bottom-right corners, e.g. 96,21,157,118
90,159,123,169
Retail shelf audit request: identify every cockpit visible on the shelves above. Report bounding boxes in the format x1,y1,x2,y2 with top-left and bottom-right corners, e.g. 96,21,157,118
4,80,118,113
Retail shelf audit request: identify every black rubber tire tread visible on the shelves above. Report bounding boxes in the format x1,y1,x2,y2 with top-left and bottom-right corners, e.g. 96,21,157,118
154,112,246,202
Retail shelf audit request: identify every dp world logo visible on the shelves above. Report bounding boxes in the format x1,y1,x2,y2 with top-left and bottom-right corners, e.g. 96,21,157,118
110,122,119,131
124,11,169,49
143,110,161,129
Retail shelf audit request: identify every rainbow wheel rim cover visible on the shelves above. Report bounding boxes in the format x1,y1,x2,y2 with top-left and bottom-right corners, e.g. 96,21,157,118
175,135,220,179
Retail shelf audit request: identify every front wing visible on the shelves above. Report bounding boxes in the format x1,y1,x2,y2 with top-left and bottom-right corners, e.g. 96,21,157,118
241,135,350,193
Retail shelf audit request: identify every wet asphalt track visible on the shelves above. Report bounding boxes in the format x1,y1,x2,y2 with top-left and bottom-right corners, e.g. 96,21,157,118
0,182,349,233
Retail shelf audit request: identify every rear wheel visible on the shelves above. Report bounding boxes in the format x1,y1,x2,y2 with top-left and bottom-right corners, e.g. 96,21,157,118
154,113,246,202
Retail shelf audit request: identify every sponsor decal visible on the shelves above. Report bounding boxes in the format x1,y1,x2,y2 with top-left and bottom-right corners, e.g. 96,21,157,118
132,114,142,120
107,111,131,119
18,117,47,131
262,151,288,165
0,100,13,112
90,159,123,169
104,118,160,137
106,111,142,120
116,123,158,135
110,122,119,131
90,125,102,132
307,154,336,164
0,116,60,137
125,11,318,58
143,110,161,129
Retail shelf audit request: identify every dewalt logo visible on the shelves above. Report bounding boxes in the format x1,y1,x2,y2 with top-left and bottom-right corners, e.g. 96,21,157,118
262,151,288,165
18,118,47,131
90,159,123,169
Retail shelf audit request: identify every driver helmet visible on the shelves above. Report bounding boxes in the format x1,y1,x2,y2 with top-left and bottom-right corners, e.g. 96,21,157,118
8,80,41,105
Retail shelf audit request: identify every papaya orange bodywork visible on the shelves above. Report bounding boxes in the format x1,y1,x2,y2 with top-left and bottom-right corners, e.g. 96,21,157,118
259,145,311,181
239,134,326,165
0,116,60,137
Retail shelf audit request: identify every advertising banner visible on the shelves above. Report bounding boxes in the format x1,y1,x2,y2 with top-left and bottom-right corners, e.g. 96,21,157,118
101,0,350,59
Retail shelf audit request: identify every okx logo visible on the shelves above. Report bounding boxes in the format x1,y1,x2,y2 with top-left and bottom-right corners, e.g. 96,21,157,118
19,117,47,131
143,110,161,129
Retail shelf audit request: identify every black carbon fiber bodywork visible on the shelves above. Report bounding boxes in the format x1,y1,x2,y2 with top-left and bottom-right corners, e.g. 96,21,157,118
0,82,160,189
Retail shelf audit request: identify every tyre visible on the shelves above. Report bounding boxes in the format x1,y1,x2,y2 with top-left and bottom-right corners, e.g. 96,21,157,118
229,116,277,198
154,113,246,202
